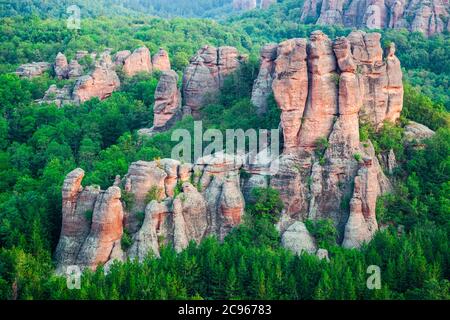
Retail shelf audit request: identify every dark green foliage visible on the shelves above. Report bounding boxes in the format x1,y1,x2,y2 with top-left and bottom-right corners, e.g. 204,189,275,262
305,219,338,249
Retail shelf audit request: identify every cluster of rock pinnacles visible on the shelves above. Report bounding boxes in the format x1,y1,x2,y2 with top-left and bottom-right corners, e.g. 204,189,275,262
52,29,414,273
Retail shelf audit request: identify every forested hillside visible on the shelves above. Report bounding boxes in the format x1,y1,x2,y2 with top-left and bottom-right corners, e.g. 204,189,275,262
0,0,449,300
0,0,235,18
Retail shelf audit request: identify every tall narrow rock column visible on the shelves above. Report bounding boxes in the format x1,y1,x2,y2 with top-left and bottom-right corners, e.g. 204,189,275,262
272,39,309,153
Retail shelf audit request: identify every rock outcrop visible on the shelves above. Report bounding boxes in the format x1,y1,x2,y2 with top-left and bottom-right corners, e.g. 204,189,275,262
56,154,245,271
233,0,277,10
54,53,84,79
37,84,73,107
268,30,398,248
139,70,182,136
121,47,153,77
152,48,171,72
56,30,410,271
15,62,50,78
72,52,120,104
54,52,69,79
300,0,450,36
281,221,317,255
404,121,435,143
182,46,245,118
251,44,278,115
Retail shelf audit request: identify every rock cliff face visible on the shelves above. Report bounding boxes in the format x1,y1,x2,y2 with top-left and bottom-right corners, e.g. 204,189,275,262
182,46,245,118
56,30,406,271
251,44,278,115
268,30,398,247
139,70,182,136
54,52,84,80
56,153,245,271
152,48,172,72
15,62,50,78
300,0,450,36
121,47,153,77
72,52,121,104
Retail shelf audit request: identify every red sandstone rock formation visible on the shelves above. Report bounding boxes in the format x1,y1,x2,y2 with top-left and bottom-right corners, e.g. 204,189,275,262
233,0,257,10
139,70,182,137
54,52,69,79
56,30,411,270
72,52,120,103
300,0,450,36
152,48,171,72
182,45,245,118
56,153,246,268
122,47,153,77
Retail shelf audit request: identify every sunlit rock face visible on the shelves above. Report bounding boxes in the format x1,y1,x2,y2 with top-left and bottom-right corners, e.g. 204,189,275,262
56,30,407,271
267,30,400,247
72,51,121,104
55,154,245,271
300,0,450,36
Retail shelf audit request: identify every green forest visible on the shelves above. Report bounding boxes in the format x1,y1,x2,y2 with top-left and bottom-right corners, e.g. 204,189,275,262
0,0,449,300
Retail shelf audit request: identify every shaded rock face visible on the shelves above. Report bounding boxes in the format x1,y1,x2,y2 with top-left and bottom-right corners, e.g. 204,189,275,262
233,0,276,10
37,85,73,107
54,52,84,80
56,154,245,269
281,221,317,255
300,0,450,36
122,47,153,77
182,46,245,118
139,70,182,137
251,44,278,115
152,48,171,72
15,62,50,78
54,52,69,79
233,0,257,10
404,121,435,144
72,52,120,104
268,30,398,247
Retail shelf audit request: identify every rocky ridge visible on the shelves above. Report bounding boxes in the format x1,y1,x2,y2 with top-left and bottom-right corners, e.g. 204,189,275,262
56,30,410,273
300,0,450,36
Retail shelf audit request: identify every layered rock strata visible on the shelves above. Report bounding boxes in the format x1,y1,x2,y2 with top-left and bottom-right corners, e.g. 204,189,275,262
56,30,407,271
182,46,245,118
55,153,245,271
300,0,450,36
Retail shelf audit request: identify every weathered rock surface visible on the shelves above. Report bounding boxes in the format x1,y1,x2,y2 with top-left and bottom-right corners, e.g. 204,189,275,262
152,48,171,72
251,44,278,115
15,62,50,78
54,52,69,79
300,0,450,36
269,30,397,247
182,46,245,118
139,70,182,136
37,84,73,107
56,30,415,270
56,154,246,270
72,52,120,103
122,47,153,77
233,0,257,10
404,121,436,144
281,221,317,255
